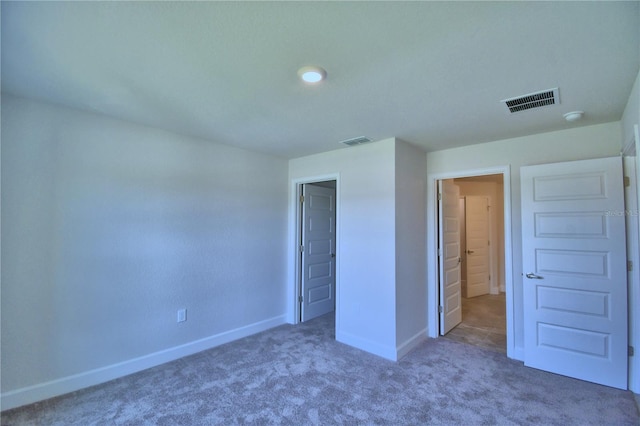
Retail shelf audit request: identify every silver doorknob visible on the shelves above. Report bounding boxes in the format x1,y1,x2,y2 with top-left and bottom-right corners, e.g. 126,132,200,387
525,273,544,279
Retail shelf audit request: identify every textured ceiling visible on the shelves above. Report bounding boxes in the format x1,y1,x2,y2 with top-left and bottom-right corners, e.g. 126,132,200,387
2,1,639,159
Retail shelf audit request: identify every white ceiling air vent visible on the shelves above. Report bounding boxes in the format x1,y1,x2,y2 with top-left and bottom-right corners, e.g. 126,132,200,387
501,87,560,113
339,136,372,147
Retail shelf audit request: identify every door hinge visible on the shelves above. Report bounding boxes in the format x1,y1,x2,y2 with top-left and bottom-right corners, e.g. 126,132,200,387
438,306,443,313
300,195,305,203
299,295,303,303
488,240,490,246
438,193,442,201
624,176,631,187
300,245,304,253
628,260,633,272
629,346,634,356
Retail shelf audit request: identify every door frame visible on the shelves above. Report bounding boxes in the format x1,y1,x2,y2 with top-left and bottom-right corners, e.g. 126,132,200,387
299,182,337,322
427,166,517,359
287,174,340,326
623,125,640,393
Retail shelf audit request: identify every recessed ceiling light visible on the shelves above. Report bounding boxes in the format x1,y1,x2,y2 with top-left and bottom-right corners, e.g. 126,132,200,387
298,66,327,84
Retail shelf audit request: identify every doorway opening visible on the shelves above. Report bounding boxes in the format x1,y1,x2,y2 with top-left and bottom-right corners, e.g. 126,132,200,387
428,168,514,358
295,180,337,324
442,175,506,353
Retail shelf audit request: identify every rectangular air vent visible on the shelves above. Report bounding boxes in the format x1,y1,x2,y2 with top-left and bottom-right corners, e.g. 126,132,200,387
501,88,559,113
339,136,372,146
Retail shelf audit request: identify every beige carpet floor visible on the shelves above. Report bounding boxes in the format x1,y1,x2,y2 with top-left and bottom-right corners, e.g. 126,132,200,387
2,312,638,425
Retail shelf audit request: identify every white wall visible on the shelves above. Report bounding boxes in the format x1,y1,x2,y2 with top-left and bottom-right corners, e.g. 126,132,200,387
289,138,427,360
1,95,289,409
622,69,640,149
289,139,398,359
426,122,622,357
394,140,427,354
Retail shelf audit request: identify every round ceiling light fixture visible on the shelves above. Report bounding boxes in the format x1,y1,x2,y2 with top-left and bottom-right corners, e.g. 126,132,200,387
298,66,327,84
563,111,584,122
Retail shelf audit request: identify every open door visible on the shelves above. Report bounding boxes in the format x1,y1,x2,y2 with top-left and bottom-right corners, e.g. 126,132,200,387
521,157,628,389
465,196,490,297
438,179,462,335
300,183,336,322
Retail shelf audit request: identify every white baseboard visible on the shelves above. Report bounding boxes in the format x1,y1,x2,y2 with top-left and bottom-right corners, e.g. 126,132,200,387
336,329,428,362
336,330,397,361
1,315,286,411
396,328,428,360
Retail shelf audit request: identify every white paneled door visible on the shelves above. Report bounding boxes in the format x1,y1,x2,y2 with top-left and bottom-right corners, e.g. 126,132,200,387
465,196,490,298
439,180,462,335
521,157,628,389
301,184,336,322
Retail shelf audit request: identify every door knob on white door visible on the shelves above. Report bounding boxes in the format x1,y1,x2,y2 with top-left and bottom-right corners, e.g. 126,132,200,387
525,273,544,279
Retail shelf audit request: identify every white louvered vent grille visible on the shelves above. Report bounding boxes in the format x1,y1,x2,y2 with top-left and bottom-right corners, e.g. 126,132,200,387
339,136,372,146
501,88,559,113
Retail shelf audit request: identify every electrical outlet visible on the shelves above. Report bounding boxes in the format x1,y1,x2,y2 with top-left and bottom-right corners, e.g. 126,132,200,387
177,308,187,323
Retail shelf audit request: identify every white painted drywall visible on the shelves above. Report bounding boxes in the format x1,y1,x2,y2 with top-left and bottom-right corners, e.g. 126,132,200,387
394,140,427,353
1,95,288,408
622,69,640,149
426,122,622,355
289,139,399,359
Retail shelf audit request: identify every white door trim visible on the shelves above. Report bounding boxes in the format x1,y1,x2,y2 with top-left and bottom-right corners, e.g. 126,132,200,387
427,166,517,359
287,174,340,327
632,124,640,393
625,124,640,393
623,155,639,392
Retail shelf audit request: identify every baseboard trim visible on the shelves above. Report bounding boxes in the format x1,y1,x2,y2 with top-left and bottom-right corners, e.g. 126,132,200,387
336,330,397,361
396,328,428,360
1,315,286,411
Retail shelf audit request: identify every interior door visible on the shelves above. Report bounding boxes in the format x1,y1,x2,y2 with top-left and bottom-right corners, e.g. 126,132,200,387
465,196,490,298
521,156,628,389
300,183,336,322
439,179,462,334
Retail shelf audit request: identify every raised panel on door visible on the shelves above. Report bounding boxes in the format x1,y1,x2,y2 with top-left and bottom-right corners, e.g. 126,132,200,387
521,156,627,389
